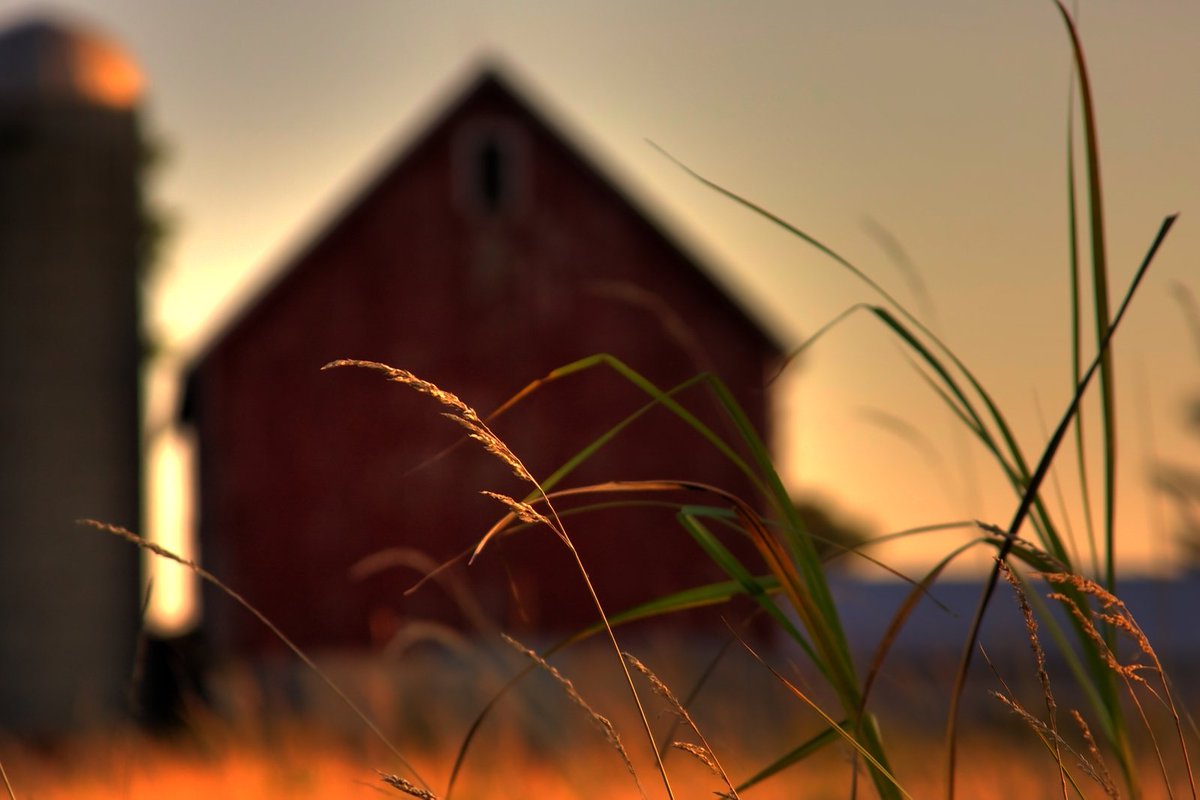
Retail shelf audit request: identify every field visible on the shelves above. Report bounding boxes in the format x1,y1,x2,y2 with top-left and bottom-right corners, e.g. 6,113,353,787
0,727,1141,799
0,642,1194,800
3,613,1196,800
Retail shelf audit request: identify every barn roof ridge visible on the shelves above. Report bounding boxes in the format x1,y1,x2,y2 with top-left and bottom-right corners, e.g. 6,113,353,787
183,59,787,396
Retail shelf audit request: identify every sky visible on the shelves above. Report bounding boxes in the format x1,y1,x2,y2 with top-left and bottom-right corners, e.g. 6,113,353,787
6,2,1198,615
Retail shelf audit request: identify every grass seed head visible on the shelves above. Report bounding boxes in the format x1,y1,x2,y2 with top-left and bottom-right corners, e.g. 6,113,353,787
999,563,1056,716
1043,570,1162,685
481,491,549,526
501,634,639,787
1071,710,1119,799
379,772,438,799
622,651,697,730
671,742,721,778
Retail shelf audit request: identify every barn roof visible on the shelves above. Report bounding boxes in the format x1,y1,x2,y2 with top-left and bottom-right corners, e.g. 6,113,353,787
184,62,786,400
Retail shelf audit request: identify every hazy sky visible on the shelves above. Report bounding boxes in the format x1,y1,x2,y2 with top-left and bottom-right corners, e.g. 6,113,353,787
11,1,1199,579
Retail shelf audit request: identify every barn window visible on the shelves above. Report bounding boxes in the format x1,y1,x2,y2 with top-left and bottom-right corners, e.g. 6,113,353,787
476,137,507,212
454,119,527,217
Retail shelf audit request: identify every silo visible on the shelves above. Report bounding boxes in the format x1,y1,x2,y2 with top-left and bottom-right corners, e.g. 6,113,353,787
0,15,144,734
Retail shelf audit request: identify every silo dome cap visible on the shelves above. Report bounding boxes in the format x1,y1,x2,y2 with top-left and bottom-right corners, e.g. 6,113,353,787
0,16,142,108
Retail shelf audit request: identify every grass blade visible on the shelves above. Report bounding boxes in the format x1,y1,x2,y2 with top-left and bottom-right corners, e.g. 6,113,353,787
736,638,913,799
0,759,15,800
944,214,1177,798
859,537,989,712
733,723,844,792
678,511,816,659
79,520,430,792
1054,0,1117,591
1064,29,1100,578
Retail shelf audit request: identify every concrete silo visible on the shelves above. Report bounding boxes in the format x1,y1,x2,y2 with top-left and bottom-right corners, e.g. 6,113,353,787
0,15,144,734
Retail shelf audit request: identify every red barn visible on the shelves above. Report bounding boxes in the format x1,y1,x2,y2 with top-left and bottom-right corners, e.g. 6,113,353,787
184,67,785,655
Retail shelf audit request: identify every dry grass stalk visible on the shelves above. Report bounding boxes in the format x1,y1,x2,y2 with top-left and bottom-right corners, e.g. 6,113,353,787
1044,571,1197,797
501,634,646,799
1071,709,1119,799
1045,591,1146,686
998,562,1066,799
322,359,529,483
979,643,1116,798
322,360,471,415
671,742,721,777
1043,572,1155,677
990,691,1054,743
78,519,430,794
379,772,438,799
1043,573,1175,706
989,691,1111,796
622,651,739,798
999,564,1057,716
328,359,677,799
736,637,911,798
622,652,699,733
350,547,498,640
440,412,528,484
480,491,549,526
1,758,16,800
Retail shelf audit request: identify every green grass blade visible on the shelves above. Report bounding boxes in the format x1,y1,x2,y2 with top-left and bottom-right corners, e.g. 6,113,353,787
944,214,1176,797
499,348,854,663
738,638,911,800
660,140,1078,569
650,141,913,322
497,354,771,503
678,511,817,660
1064,39,1100,578
659,147,1034,487
860,537,989,712
769,303,872,382
1054,0,1117,591
508,355,875,742
700,373,846,622
872,308,987,435
733,723,845,792
876,309,1072,563
660,143,1087,578
659,139,1086,564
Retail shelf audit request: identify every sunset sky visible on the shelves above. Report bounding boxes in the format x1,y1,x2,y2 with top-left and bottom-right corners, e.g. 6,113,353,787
8,2,1198,602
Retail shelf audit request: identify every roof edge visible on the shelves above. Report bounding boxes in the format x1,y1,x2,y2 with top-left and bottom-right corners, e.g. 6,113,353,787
181,58,789,396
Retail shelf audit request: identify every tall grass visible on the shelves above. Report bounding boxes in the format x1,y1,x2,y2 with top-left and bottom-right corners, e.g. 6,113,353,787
638,3,1181,797
69,3,1190,799
327,6,1181,794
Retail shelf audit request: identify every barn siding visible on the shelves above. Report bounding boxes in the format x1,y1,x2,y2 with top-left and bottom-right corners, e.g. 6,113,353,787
188,71,783,653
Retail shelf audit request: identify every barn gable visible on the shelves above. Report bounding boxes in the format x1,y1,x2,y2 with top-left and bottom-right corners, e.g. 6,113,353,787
185,65,785,652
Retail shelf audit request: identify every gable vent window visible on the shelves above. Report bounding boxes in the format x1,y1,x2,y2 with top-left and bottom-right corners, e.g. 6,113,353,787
477,138,506,212
454,120,527,218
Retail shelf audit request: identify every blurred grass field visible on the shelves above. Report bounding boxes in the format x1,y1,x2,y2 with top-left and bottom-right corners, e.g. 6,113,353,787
3,635,1195,799
0,704,1191,799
